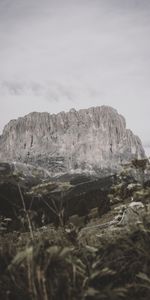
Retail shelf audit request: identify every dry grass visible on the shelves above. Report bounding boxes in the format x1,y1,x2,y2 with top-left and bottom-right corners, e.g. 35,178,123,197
0,211,150,300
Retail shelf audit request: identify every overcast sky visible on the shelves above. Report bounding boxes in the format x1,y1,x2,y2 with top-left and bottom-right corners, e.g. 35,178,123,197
0,0,150,153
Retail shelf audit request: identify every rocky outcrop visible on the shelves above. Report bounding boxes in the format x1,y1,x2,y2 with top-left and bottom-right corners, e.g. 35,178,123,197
0,106,145,174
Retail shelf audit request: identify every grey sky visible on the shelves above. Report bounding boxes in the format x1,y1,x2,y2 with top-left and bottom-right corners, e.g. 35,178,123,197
0,0,150,153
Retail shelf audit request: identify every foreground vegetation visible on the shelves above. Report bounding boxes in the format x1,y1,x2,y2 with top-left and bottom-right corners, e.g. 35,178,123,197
0,159,150,299
0,209,150,300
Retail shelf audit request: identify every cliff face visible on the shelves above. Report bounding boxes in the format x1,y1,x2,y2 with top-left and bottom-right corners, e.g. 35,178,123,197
0,106,145,174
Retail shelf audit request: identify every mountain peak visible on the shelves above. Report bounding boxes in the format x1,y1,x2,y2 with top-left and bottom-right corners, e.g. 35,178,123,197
0,106,145,175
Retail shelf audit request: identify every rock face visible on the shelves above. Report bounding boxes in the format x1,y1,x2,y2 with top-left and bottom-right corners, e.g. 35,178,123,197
0,106,145,174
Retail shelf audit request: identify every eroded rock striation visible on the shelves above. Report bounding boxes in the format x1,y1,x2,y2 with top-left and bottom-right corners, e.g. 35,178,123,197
0,106,145,174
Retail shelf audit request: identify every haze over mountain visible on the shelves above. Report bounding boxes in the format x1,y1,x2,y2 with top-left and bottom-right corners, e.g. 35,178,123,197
0,0,150,154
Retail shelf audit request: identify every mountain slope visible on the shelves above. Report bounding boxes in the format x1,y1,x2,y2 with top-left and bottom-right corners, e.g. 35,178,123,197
0,106,145,174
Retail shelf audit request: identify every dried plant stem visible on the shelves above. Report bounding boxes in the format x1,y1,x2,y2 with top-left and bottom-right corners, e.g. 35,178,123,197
18,183,34,240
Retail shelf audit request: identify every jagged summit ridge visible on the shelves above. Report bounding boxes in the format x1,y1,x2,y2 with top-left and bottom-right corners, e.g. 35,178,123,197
0,106,145,174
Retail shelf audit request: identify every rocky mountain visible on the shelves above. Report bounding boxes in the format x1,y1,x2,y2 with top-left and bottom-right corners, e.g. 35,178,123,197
0,106,145,175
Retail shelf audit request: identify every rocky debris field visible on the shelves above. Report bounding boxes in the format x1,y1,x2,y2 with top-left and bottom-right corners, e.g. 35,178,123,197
0,162,115,231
